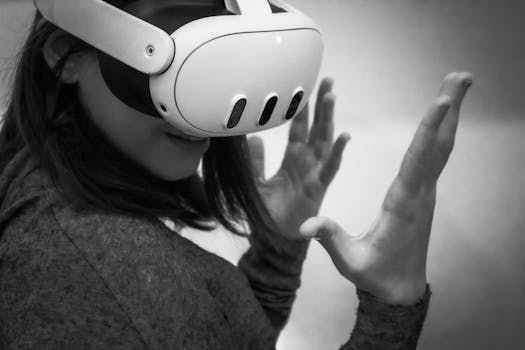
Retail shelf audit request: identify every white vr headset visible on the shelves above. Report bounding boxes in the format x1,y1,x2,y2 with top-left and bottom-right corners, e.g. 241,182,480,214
34,0,324,137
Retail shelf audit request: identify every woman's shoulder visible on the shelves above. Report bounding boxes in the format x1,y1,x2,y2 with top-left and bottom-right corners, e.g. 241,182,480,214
0,146,253,294
0,149,276,348
0,147,183,260
0,150,242,288
0,147,236,275
0,153,236,336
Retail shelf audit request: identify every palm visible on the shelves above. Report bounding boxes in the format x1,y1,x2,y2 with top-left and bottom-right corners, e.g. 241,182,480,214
259,140,327,240
248,77,350,240
340,183,437,303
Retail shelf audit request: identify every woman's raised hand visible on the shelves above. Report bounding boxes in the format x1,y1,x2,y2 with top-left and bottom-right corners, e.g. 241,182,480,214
299,72,473,304
248,77,351,241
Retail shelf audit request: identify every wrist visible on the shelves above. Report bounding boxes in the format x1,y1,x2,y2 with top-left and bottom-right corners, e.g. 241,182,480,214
360,280,429,306
249,225,311,258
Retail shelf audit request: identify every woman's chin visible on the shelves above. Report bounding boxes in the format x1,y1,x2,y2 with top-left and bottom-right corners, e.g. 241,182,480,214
151,160,202,181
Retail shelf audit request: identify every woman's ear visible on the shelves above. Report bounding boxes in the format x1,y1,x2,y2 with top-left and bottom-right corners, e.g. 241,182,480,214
42,30,84,84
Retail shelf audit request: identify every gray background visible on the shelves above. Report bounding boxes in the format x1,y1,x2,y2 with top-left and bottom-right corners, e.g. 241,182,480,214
1,0,524,349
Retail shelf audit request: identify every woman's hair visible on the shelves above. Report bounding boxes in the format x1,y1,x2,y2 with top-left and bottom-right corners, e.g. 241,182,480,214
0,1,282,247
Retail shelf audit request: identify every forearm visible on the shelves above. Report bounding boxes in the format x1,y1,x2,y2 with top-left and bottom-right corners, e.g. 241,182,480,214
237,228,311,333
340,284,432,350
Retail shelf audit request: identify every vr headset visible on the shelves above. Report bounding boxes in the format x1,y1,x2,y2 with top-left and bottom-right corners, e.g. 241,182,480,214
34,0,324,137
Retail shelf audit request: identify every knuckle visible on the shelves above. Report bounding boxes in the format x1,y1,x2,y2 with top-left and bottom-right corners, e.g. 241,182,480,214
382,180,418,223
406,143,418,158
432,96,445,108
435,95,452,109
438,137,455,155
444,71,459,83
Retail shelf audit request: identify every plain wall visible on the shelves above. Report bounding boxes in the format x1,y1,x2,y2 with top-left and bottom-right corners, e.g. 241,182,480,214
1,1,524,349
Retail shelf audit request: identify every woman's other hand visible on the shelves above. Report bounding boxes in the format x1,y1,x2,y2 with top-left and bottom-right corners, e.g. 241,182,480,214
248,77,351,241
299,72,473,305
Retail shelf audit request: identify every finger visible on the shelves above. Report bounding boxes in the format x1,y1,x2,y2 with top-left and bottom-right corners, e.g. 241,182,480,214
397,72,473,193
420,95,453,130
319,132,351,187
311,92,336,158
398,96,452,192
315,77,335,126
309,77,335,145
248,136,265,180
288,103,310,144
299,216,352,266
437,72,473,137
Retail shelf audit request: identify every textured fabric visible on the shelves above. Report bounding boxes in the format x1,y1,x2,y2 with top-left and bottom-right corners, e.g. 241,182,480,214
342,285,432,349
0,146,431,349
238,221,310,334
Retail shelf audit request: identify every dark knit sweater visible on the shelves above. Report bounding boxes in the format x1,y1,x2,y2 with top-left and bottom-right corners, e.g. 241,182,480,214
0,147,431,349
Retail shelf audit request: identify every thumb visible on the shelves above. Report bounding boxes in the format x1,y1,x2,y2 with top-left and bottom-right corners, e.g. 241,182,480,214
299,216,351,262
247,136,265,181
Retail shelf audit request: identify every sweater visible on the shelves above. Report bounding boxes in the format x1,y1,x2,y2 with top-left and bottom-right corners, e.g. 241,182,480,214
0,146,431,349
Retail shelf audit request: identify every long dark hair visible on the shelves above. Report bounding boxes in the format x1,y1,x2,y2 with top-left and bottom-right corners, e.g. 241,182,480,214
0,3,282,248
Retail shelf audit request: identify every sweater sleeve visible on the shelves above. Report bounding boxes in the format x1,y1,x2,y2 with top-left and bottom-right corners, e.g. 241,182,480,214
237,228,311,335
0,235,149,349
339,284,432,350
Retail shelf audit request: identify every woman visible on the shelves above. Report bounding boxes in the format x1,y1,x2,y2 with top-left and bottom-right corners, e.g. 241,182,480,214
0,1,472,349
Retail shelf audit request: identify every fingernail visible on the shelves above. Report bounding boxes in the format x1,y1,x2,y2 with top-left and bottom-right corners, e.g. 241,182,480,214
325,92,336,102
302,232,322,241
463,78,473,88
303,235,319,241
461,73,473,88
